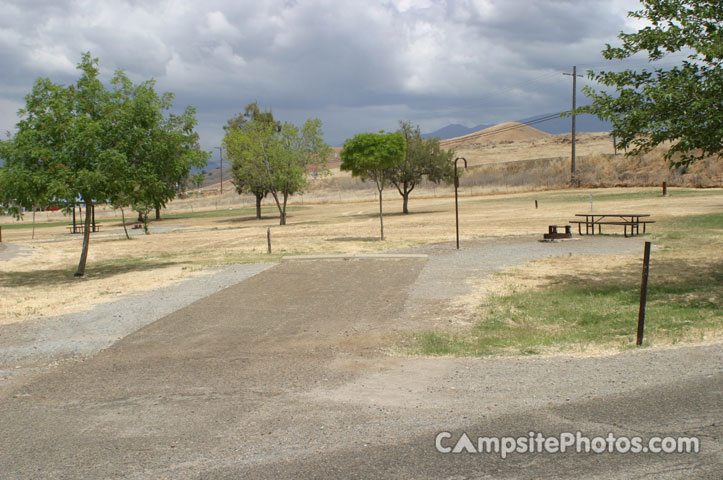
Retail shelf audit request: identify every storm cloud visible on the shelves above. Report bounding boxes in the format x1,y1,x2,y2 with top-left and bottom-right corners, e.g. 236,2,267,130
1,0,669,160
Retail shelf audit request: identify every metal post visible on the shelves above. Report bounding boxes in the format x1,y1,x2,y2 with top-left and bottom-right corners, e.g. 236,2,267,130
267,227,271,254
637,241,652,346
454,157,467,250
215,147,224,194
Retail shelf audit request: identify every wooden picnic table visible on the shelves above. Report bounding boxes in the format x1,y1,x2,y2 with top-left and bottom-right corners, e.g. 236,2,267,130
67,224,102,234
570,214,653,238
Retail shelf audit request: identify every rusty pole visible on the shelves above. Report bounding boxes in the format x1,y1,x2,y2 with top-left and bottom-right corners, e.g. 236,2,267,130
454,157,467,250
637,241,652,346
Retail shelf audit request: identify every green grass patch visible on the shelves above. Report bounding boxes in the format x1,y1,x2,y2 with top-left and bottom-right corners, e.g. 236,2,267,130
0,217,122,230
411,211,723,357
0,205,310,229
472,188,722,206
160,205,308,220
414,271,721,357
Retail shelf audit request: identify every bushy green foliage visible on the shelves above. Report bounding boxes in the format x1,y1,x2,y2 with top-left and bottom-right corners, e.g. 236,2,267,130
581,0,723,166
224,106,330,225
0,52,207,274
390,121,454,213
341,131,406,239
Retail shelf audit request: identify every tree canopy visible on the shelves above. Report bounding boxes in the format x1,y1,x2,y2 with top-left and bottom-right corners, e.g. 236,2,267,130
580,0,723,166
0,52,207,275
107,71,207,229
224,110,330,225
223,102,279,219
340,131,406,239
390,121,454,214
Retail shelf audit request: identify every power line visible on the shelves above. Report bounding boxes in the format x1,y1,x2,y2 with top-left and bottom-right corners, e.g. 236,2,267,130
447,112,567,141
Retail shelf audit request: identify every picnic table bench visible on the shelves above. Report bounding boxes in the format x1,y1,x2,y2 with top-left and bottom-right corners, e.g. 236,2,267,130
67,224,102,234
544,225,572,240
570,214,654,238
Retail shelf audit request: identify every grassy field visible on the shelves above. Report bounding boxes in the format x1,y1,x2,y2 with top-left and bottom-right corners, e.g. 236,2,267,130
412,212,722,356
1,186,721,355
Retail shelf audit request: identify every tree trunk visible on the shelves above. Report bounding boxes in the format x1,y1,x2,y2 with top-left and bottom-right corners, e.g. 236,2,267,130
32,207,36,240
120,207,130,240
75,200,93,277
137,211,143,222
143,213,149,235
255,193,263,219
378,186,384,240
281,191,288,226
269,190,285,226
402,191,409,214
155,205,161,220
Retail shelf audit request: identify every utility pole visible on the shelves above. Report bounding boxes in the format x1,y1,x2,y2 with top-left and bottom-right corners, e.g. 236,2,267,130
215,146,224,194
563,66,583,186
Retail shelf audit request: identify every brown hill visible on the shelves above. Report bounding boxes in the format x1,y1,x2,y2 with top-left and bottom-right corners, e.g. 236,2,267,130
440,122,549,149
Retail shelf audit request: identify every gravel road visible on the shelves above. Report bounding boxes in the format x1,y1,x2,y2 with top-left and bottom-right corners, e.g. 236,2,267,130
0,235,719,479
390,235,647,329
0,263,273,395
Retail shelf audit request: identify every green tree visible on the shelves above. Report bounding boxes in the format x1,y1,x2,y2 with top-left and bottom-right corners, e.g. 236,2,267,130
225,117,330,225
223,102,279,219
191,172,205,191
1,52,206,274
106,69,207,235
2,53,124,276
580,0,723,166
0,165,49,239
340,131,406,240
391,121,454,214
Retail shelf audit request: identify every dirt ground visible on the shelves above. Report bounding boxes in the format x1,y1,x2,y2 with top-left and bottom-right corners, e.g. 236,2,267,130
1,253,720,479
1,187,721,324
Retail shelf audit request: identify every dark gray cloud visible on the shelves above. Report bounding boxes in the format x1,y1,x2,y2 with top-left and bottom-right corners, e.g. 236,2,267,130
0,0,646,154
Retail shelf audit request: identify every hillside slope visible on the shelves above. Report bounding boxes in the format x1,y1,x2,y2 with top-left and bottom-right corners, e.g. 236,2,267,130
440,122,549,149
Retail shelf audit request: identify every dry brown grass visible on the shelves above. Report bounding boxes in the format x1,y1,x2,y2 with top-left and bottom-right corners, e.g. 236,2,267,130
2,123,721,326
2,185,721,325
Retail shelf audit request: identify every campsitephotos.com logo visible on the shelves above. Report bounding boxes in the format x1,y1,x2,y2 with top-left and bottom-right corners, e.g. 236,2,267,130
435,431,700,459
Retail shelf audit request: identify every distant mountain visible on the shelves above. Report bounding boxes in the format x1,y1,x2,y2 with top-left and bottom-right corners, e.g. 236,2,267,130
424,113,611,140
440,122,549,149
422,123,492,140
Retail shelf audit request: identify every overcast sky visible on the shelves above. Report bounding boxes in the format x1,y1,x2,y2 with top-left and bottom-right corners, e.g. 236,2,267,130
1,0,681,164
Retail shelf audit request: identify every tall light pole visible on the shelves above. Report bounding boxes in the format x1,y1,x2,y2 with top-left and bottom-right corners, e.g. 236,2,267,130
454,157,467,250
563,66,583,186
215,146,224,194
